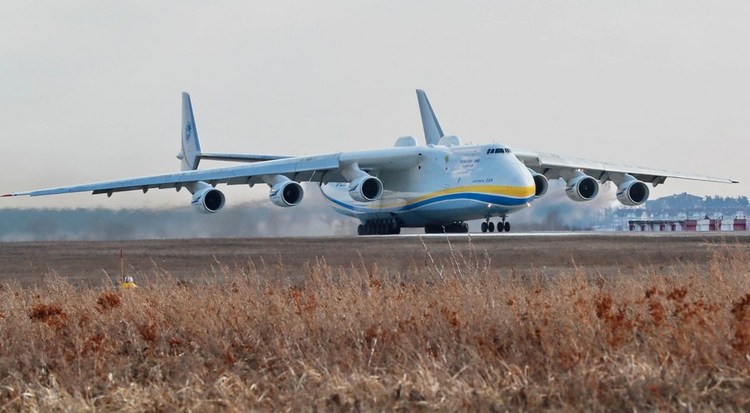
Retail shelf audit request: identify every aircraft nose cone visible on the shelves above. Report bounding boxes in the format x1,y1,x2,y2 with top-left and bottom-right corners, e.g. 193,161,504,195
506,161,536,199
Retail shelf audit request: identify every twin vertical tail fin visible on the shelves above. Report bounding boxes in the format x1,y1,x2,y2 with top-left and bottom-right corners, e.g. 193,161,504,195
416,89,444,146
179,92,202,171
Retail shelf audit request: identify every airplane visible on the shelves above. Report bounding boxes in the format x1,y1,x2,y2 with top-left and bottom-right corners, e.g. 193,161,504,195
2,90,738,235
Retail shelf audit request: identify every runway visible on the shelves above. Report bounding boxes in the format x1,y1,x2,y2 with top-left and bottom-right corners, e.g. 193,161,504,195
2,232,748,286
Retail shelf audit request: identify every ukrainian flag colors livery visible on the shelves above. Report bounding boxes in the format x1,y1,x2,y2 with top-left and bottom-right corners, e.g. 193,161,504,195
3,90,737,235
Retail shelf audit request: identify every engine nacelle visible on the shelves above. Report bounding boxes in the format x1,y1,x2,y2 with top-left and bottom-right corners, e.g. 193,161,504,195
532,173,548,198
616,179,650,206
565,174,599,202
191,187,225,214
269,181,304,207
348,175,383,202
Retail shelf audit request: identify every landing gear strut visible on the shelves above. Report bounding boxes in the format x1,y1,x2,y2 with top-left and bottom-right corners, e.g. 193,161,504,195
481,217,511,233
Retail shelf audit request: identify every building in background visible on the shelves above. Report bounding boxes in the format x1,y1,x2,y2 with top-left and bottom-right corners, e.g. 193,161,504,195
605,193,750,232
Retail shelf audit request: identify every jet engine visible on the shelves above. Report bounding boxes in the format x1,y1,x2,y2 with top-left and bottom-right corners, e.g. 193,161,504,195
348,175,383,202
269,180,304,207
565,174,599,202
531,172,548,198
616,179,650,206
191,187,226,213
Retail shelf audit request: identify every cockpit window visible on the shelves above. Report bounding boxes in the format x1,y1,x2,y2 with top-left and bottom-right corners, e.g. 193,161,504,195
486,147,510,154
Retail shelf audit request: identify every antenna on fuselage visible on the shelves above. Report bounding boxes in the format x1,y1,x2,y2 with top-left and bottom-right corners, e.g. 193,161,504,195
416,89,444,146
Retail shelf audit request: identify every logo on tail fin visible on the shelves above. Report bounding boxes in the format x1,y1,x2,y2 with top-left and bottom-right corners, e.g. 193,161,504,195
185,123,193,142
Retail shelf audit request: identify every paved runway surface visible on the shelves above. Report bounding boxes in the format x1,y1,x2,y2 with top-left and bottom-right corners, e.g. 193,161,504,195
2,232,749,286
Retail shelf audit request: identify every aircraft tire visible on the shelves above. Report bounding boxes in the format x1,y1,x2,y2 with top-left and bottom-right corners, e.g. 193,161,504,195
504,222,510,232
488,222,495,232
358,225,365,236
481,222,488,233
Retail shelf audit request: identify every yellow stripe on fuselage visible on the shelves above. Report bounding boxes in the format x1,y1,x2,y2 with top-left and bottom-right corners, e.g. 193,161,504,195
407,185,535,205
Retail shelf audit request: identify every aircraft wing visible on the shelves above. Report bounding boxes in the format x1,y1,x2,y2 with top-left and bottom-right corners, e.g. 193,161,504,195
3,147,422,198
514,150,738,185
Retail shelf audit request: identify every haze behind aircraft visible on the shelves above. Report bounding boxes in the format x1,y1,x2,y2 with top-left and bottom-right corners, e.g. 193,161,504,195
3,91,738,235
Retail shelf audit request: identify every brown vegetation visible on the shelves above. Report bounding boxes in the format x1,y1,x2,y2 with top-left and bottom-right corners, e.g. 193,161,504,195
1,241,750,411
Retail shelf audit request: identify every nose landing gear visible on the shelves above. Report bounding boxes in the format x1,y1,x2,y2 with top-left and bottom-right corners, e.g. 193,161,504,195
481,217,510,233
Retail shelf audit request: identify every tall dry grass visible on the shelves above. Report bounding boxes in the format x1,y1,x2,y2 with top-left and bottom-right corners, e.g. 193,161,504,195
1,239,750,411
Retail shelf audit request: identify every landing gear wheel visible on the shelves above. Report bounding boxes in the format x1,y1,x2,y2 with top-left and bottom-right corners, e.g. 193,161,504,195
358,224,365,236
481,222,488,233
497,222,504,232
488,222,495,233
504,222,510,232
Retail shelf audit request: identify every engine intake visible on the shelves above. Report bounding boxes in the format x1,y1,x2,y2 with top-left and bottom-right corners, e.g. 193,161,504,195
532,173,548,198
349,175,383,202
617,179,649,206
565,174,599,202
191,187,225,213
269,181,304,207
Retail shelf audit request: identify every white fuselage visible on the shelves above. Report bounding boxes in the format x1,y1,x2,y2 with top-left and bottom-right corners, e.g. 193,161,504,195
320,143,536,227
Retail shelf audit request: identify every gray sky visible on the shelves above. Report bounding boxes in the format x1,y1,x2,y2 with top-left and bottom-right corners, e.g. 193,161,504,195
1,1,748,209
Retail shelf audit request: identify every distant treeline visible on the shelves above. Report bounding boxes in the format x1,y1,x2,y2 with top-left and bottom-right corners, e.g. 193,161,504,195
0,204,358,241
648,193,749,215
610,193,750,218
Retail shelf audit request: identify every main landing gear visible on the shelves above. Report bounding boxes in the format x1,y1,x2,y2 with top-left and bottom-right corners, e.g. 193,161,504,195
481,217,510,233
358,219,401,235
424,222,469,234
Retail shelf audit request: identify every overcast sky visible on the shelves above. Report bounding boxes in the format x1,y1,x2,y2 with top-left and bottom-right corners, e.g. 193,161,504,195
1,1,748,210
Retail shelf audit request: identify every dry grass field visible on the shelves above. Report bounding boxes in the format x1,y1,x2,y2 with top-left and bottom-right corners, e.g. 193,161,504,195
1,233,750,411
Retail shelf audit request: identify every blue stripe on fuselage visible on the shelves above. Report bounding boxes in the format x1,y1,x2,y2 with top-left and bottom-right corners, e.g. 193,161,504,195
321,190,532,214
